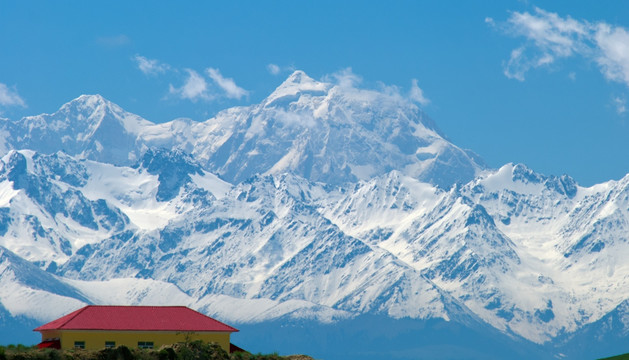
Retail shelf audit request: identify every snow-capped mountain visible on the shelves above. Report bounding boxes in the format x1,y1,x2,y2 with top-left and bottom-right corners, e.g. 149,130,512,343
1,71,484,188
1,95,153,165
0,71,628,359
197,71,484,187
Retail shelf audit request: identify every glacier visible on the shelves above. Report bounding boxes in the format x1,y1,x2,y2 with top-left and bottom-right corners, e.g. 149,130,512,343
0,71,628,359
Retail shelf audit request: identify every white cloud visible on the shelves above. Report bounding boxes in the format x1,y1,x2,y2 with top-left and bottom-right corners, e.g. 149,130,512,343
158,65,248,103
594,24,629,85
133,55,248,103
325,68,362,89
613,96,627,115
500,8,587,80
496,7,629,88
409,79,430,106
504,47,527,81
168,69,211,102
96,34,130,47
0,83,26,107
267,64,281,75
134,55,170,76
320,68,431,110
206,68,249,100
267,63,296,76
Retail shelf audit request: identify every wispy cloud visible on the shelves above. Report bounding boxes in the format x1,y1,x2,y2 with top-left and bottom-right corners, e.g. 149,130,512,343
206,68,249,100
133,55,170,76
266,63,296,76
409,79,430,106
168,69,211,102
0,83,26,107
594,24,629,86
321,68,431,108
133,55,248,103
499,8,588,81
613,96,627,115
267,64,281,75
96,34,131,47
325,68,363,89
495,7,629,88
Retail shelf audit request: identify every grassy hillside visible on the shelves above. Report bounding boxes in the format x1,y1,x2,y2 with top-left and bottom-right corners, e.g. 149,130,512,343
0,341,313,360
599,353,629,360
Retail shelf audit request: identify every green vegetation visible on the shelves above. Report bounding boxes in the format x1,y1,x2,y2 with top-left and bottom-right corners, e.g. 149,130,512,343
599,353,629,360
0,341,312,360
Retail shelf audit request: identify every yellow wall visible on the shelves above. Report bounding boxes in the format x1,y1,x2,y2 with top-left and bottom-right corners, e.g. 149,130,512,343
39,330,231,352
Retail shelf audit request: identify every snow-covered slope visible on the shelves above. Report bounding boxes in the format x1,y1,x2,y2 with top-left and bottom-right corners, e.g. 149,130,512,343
315,165,629,342
0,151,130,267
0,71,629,358
0,246,88,322
0,244,209,344
0,148,232,267
58,173,468,324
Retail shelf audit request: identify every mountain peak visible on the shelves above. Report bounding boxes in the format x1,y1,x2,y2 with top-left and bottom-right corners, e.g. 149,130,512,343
265,70,329,106
54,94,154,131
285,70,313,84
2,94,155,166
75,94,107,103
60,94,116,115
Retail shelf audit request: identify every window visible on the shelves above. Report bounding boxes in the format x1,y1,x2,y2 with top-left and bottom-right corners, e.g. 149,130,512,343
138,341,154,349
74,341,85,349
105,341,116,349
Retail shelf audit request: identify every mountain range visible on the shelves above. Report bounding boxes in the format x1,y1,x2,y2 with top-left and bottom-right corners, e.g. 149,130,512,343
1,71,628,359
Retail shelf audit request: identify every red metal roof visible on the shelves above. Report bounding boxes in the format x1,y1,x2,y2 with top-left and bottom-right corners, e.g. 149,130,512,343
34,306,238,333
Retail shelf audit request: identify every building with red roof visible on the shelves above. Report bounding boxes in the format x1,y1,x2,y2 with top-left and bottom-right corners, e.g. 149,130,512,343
34,305,238,352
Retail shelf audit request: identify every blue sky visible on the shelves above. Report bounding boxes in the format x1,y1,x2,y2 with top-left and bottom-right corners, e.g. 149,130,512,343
1,1,628,186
